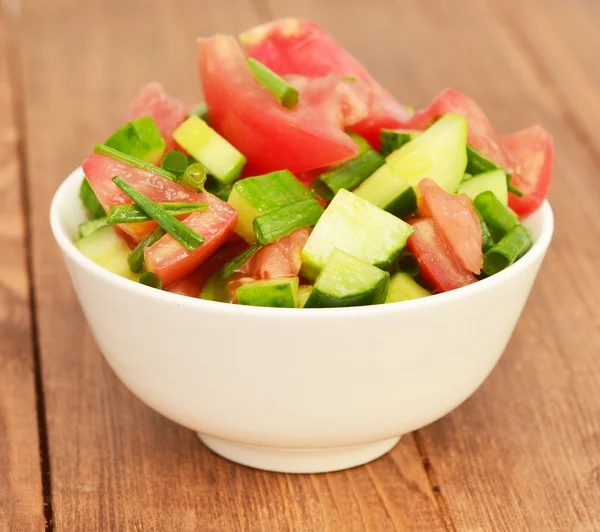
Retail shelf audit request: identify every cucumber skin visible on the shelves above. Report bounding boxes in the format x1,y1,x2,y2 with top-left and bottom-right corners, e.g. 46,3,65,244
305,273,389,308
385,186,417,218
237,278,299,308
79,178,106,219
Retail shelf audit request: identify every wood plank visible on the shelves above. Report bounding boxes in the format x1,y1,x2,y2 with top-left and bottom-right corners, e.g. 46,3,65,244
17,0,444,530
0,7,45,532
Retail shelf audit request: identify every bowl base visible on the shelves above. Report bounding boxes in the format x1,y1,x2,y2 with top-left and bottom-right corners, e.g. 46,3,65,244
197,433,402,473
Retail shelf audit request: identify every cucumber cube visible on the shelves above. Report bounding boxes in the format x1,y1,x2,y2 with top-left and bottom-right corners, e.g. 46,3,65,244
228,170,313,243
457,169,508,206
305,248,389,308
385,113,467,193
173,116,246,185
105,116,166,165
301,189,413,279
385,272,431,303
237,277,299,308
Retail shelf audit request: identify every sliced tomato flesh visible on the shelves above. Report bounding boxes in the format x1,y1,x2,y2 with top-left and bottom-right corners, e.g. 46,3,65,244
407,218,477,293
145,193,238,288
240,18,412,149
199,35,359,175
128,82,189,153
501,125,553,216
82,153,196,241
419,178,482,274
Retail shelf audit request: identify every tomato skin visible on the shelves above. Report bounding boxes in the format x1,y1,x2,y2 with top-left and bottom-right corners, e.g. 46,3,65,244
167,234,247,297
82,153,196,241
128,82,189,153
501,126,554,216
419,179,482,274
198,35,359,175
407,218,477,293
240,18,412,150
144,193,238,288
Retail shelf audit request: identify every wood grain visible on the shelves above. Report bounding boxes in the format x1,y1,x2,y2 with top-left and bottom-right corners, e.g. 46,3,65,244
0,8,45,532
16,0,444,530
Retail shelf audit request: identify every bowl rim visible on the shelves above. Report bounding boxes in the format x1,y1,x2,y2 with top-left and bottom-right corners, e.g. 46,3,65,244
50,167,554,319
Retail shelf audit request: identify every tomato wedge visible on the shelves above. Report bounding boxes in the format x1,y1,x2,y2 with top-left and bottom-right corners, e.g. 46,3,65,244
128,82,189,153
198,35,359,175
238,227,310,279
82,153,196,241
145,193,237,288
407,218,477,293
419,178,482,274
240,18,412,149
501,126,553,216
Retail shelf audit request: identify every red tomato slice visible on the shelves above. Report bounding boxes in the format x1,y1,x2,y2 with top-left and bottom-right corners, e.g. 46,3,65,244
82,153,196,241
407,218,477,293
238,227,310,279
240,18,412,149
128,82,189,153
501,126,553,217
198,35,359,175
419,179,482,274
144,193,237,288
401,88,516,170
167,234,247,297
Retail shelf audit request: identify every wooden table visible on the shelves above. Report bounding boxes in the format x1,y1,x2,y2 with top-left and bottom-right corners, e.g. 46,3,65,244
2,0,599,530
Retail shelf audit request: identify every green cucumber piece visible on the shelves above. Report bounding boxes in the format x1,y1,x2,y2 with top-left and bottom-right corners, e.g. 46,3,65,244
75,226,140,281
458,169,508,206
312,150,384,200
305,249,389,308
253,199,323,245
301,189,413,280
79,178,106,219
237,277,299,308
78,217,110,238
105,116,166,165
353,164,417,218
228,170,312,243
380,129,421,157
173,116,246,185
466,145,504,176
386,272,430,303
297,285,313,308
199,273,228,302
385,113,467,193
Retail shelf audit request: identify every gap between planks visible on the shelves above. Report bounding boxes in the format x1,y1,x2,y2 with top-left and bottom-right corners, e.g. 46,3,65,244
2,4,55,531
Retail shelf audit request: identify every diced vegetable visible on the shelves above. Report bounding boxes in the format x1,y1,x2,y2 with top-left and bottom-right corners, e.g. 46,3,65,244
380,129,420,157
161,150,189,178
475,210,495,254
94,144,178,182
396,251,420,278
386,272,431,303
227,170,312,243
474,191,519,242
312,150,384,200
79,178,106,219
353,164,417,218
483,225,533,276
386,113,467,193
301,189,413,279
457,169,508,206
347,132,372,155
139,272,163,290
128,227,165,274
247,58,299,109
220,242,262,280
182,162,208,192
106,202,208,224
253,198,323,245
305,248,389,308
237,277,299,308
75,226,140,281
105,116,166,165
297,285,313,308
79,217,110,238
173,116,246,185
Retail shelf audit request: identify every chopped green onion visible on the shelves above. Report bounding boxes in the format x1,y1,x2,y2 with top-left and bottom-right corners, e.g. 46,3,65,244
253,199,324,245
139,271,163,290
188,102,209,122
475,208,495,253
94,144,177,182
247,58,299,109
312,150,384,200
507,182,524,197
474,191,520,242
79,217,110,238
182,162,207,192
483,225,533,276
396,251,420,278
112,177,204,252
128,226,165,273
220,242,262,280
107,202,207,224
339,76,357,82
347,132,372,155
79,178,106,219
161,150,189,179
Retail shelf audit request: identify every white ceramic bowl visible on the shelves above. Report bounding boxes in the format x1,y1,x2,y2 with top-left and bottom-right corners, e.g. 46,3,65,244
51,168,554,473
